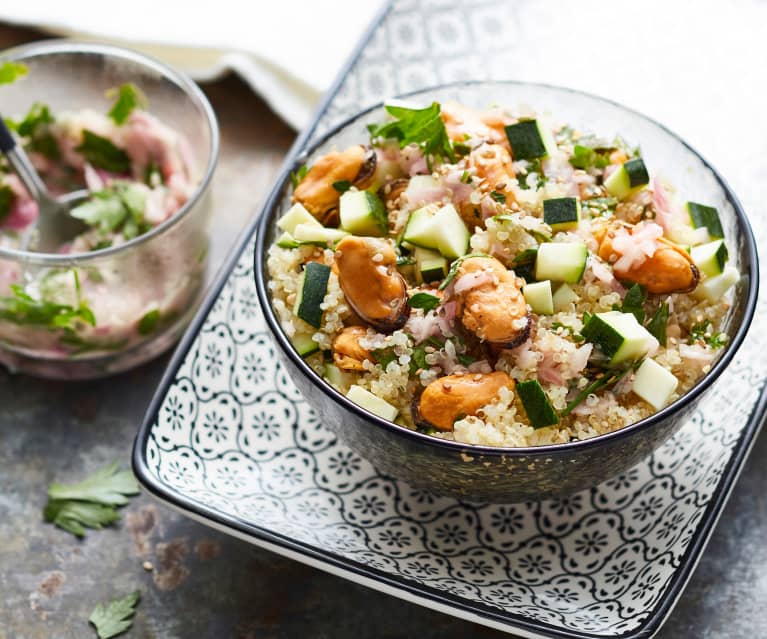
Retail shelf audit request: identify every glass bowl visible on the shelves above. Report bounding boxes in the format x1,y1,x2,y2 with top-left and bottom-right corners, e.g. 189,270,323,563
254,81,758,502
0,41,219,379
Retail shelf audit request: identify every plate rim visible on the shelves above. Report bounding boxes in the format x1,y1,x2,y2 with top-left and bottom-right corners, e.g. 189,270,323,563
132,2,767,636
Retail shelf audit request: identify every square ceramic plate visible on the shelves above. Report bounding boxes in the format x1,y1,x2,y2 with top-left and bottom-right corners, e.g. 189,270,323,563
134,2,767,637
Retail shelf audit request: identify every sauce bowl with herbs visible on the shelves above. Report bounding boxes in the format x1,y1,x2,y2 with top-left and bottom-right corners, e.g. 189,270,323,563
0,41,218,379
255,81,757,502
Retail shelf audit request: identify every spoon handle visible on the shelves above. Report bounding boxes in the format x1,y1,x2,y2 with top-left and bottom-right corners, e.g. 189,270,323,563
0,115,52,203
0,116,14,153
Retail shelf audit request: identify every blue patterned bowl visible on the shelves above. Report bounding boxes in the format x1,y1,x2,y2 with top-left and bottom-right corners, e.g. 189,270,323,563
254,81,758,503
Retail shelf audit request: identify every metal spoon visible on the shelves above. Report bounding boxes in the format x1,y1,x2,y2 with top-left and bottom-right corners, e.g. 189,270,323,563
0,116,88,252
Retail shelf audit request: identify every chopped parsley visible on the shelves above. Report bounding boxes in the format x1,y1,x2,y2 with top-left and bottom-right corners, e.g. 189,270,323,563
290,164,309,189
372,346,398,369
369,102,455,168
620,284,646,323
517,158,543,190
107,82,147,125
410,344,429,374
408,292,441,312
460,170,471,184
75,130,131,173
44,462,140,538
0,277,95,331
8,102,60,160
646,302,669,346
70,182,148,238
89,590,141,639
0,61,27,85
560,364,637,417
332,179,352,194
456,352,476,366
0,184,13,222
438,253,493,291
689,319,727,348
489,190,506,204
551,322,585,342
137,308,161,335
569,143,611,171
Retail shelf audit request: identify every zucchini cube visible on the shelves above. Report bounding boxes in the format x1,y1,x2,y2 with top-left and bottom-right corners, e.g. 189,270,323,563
604,157,649,199
543,197,581,231
686,201,724,239
505,119,557,160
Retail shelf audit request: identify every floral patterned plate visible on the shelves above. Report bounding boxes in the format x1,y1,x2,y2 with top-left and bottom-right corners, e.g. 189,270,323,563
134,2,767,637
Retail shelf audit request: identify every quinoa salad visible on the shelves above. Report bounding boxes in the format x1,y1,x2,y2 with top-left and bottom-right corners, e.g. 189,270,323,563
0,68,200,359
267,100,739,447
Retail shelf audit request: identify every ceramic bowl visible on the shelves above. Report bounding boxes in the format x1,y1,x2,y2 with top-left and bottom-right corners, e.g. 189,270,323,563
254,81,758,502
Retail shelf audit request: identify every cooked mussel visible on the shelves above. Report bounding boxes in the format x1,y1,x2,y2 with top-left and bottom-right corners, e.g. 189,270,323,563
449,255,531,348
292,146,377,226
413,371,515,431
334,236,409,332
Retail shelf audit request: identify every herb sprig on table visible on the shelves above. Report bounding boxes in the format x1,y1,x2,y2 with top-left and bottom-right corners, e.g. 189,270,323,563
44,463,140,538
89,590,141,639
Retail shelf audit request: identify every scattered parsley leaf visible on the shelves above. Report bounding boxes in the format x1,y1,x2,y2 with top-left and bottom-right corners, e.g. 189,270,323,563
560,365,636,417
517,158,543,190
551,322,585,342
75,131,131,173
48,462,140,506
410,345,429,374
332,180,352,194
107,83,147,125
70,182,148,236
646,302,669,346
43,500,120,538
372,346,397,369
0,61,28,85
0,282,95,331
457,352,476,366
137,309,161,335
460,170,471,184
408,292,440,312
438,253,493,291
9,102,60,160
369,102,455,168
689,319,727,348
489,190,506,204
569,144,611,170
290,164,309,189
620,284,646,323
0,184,13,222
89,590,141,639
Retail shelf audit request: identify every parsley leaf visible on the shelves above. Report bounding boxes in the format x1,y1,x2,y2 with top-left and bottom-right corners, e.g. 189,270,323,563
43,500,120,538
0,184,13,222
137,309,161,335
620,284,646,323
689,319,727,348
489,190,506,204
369,102,455,167
332,180,352,194
408,292,441,312
0,281,95,331
560,365,636,417
75,131,131,173
569,144,611,170
44,463,139,538
0,61,27,85
89,590,141,639
9,102,60,160
438,253,493,291
551,322,584,342
290,164,309,189
107,83,147,125
48,462,140,506
646,302,669,346
517,158,543,190
410,344,429,374
70,182,148,236
372,346,397,369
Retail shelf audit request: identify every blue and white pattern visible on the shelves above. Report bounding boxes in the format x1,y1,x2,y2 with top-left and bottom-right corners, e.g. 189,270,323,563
142,1,767,636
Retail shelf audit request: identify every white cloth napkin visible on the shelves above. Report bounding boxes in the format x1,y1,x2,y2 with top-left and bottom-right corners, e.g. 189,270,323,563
0,0,387,130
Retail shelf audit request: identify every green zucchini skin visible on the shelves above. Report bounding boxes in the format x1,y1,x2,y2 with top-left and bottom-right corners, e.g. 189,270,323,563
295,262,331,328
516,380,559,428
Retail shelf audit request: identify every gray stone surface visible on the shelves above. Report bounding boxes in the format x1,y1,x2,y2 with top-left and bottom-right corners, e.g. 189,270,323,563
1,21,766,639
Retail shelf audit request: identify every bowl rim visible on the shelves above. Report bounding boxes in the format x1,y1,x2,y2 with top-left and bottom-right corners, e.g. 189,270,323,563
0,39,220,263
254,79,760,458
